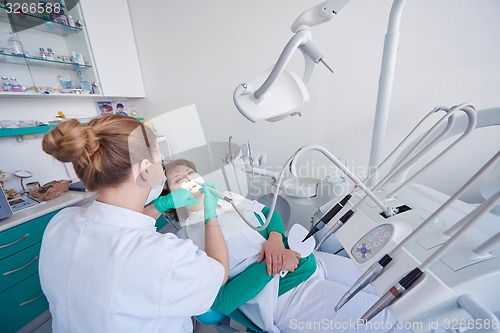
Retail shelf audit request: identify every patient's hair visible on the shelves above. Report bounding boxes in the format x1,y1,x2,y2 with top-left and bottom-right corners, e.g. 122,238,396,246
42,114,157,192
161,158,198,221
164,158,196,178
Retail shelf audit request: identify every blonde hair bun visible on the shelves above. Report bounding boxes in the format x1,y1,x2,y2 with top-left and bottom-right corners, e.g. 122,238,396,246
42,119,99,163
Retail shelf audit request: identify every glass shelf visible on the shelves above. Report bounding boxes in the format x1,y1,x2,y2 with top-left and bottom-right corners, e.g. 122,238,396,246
0,91,97,97
0,118,145,138
0,6,82,36
0,125,56,137
0,2,101,99
0,53,92,69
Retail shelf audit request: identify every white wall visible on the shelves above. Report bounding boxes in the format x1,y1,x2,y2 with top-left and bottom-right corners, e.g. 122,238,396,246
0,98,99,192
1,1,498,200
128,0,500,202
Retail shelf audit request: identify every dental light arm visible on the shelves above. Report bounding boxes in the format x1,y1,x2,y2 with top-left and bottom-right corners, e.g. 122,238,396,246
291,0,350,32
258,0,349,97
253,31,313,101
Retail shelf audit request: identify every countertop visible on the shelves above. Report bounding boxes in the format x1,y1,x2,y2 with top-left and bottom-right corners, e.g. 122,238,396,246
0,191,96,232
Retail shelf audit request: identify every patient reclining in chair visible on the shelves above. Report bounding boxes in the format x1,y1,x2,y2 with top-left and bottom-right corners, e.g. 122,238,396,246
160,159,447,333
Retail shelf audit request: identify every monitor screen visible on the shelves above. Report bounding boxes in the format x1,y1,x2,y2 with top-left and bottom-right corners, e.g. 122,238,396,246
0,188,13,220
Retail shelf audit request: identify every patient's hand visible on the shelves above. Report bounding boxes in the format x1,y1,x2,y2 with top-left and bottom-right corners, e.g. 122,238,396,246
258,231,287,276
281,249,301,272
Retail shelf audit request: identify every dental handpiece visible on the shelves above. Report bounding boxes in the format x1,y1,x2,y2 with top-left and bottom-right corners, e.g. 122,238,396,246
360,268,423,323
335,254,392,312
194,180,232,203
302,194,352,242
315,209,355,250
324,209,354,235
361,190,500,323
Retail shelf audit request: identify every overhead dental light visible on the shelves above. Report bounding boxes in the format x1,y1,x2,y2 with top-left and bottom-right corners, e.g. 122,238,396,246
235,0,409,186
233,0,349,123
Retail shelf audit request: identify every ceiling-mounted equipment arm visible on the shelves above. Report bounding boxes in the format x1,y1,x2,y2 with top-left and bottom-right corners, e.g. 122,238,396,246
256,0,350,98
254,31,311,100
233,0,350,123
291,0,350,32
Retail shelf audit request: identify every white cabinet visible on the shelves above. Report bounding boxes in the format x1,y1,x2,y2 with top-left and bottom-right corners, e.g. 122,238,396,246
0,0,145,98
79,0,145,97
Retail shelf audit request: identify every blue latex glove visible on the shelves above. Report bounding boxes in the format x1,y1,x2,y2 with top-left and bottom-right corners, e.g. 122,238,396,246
200,183,219,224
154,188,200,212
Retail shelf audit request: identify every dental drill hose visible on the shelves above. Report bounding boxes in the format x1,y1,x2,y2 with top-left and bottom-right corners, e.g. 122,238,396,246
196,149,294,231
335,254,392,312
360,268,423,323
195,180,265,231
302,194,352,242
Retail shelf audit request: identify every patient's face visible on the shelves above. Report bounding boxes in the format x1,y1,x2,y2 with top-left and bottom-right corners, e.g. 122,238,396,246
166,165,204,204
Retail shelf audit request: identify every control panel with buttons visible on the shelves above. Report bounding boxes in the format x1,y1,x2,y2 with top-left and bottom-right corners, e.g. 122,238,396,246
351,224,393,263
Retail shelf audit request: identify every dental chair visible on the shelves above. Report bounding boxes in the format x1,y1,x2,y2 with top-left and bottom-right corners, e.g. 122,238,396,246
193,194,291,333
195,309,263,333
256,193,291,231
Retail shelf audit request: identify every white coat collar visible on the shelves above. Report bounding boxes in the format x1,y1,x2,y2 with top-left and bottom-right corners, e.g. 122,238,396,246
83,200,157,231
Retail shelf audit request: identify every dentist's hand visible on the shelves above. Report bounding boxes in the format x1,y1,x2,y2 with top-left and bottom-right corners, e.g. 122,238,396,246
153,188,200,212
199,183,219,224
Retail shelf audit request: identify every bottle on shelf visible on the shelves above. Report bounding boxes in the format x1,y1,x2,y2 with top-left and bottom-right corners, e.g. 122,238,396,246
39,48,47,59
7,34,23,55
55,3,68,25
46,48,55,60
1,77,12,92
67,15,75,27
9,78,23,92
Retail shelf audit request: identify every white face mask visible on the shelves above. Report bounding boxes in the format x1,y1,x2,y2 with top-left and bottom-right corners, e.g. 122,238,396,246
144,163,167,205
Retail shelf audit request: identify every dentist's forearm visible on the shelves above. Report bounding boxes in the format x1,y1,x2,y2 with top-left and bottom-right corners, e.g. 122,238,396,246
205,217,229,283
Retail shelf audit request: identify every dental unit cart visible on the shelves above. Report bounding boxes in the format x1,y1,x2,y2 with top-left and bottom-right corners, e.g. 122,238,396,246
334,182,500,329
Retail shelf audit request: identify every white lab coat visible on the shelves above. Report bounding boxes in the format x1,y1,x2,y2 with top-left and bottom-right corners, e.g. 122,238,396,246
39,200,224,333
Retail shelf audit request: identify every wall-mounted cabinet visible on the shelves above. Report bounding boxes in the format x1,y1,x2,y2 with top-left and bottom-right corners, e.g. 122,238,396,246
0,2,100,96
0,0,145,98
79,0,146,98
